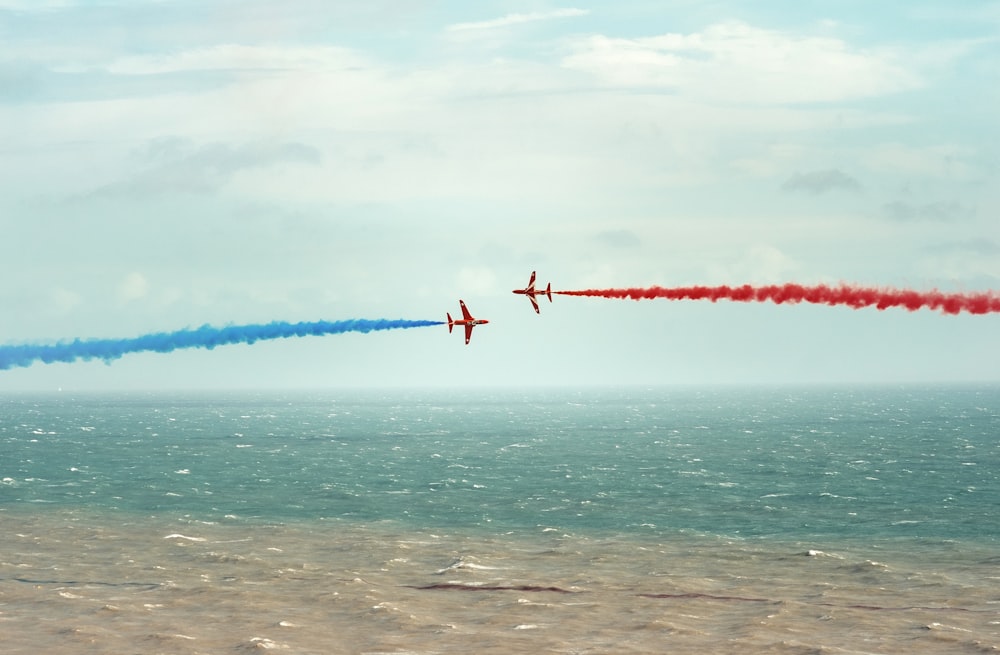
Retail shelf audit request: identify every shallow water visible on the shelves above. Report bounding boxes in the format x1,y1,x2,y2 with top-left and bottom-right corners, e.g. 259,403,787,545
2,509,999,654
1,386,998,652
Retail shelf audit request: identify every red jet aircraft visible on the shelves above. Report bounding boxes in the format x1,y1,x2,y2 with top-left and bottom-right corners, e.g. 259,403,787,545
512,270,552,314
447,300,489,345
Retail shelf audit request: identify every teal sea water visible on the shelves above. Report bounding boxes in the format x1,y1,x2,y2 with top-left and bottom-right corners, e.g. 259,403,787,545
2,385,999,653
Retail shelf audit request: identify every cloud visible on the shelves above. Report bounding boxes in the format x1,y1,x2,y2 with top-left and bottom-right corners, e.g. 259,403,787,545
0,67,233,105
918,238,1000,283
91,138,322,197
0,0,74,9
562,21,922,104
883,200,974,222
117,272,149,302
707,244,800,284
863,142,977,178
101,44,366,75
0,62,44,101
1,42,372,105
455,266,497,296
924,238,1000,256
596,229,641,248
48,286,83,315
446,8,589,32
781,169,862,194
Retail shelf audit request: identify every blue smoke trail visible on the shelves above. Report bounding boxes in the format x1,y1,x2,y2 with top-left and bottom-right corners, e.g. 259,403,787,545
0,318,445,370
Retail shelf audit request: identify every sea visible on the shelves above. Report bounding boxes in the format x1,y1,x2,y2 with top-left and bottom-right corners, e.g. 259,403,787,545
1,385,998,654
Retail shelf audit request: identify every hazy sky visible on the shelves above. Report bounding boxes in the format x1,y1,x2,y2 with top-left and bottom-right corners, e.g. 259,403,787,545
1,0,998,391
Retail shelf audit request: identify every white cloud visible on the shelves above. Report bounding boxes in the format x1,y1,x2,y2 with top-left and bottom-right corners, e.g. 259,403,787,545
919,240,1000,282
781,169,863,194
101,44,366,75
863,143,978,179
883,200,974,222
48,286,83,315
0,25,942,215
729,143,807,177
118,272,149,302
94,139,322,197
705,245,801,285
562,21,923,104
455,267,497,296
0,0,75,9
446,8,589,33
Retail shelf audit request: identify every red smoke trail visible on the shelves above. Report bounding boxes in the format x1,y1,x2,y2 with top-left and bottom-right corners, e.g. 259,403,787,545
553,283,1000,315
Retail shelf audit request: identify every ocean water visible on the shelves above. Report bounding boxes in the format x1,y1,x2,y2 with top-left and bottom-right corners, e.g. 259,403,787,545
1,385,998,653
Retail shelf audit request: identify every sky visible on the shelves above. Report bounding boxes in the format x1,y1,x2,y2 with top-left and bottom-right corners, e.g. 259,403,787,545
1,0,998,391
